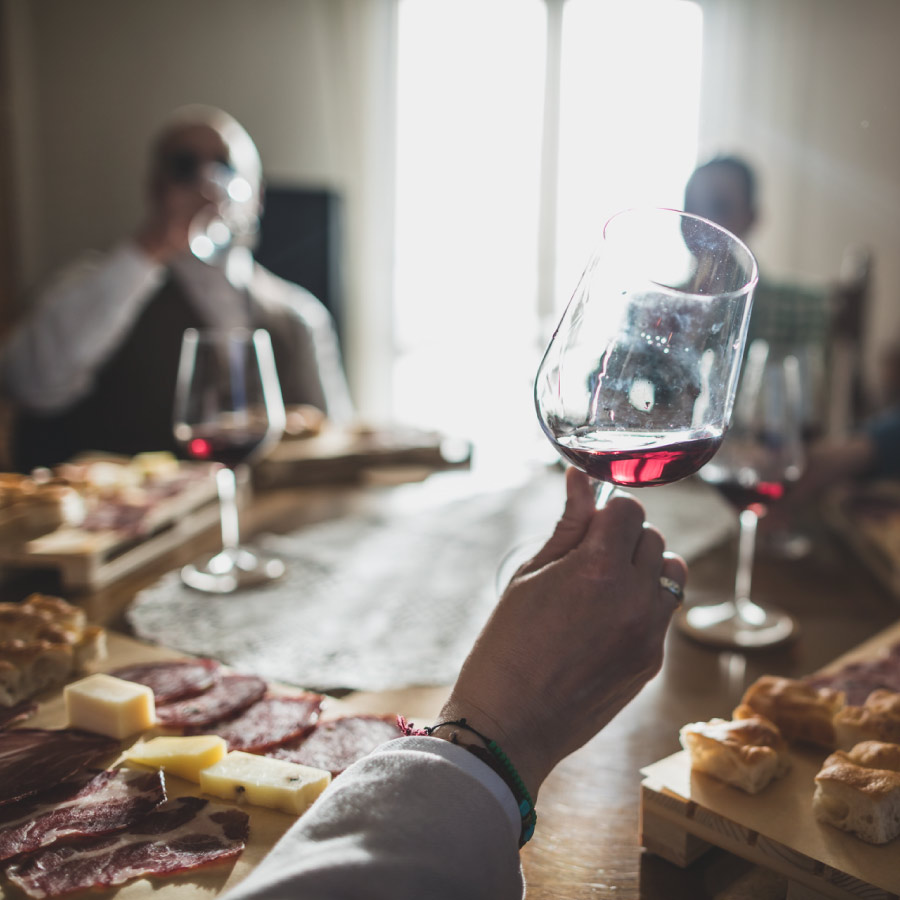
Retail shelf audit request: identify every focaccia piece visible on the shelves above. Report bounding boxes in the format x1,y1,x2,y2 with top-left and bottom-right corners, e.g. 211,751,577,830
834,690,900,750
739,675,845,749
679,708,791,794
813,740,900,844
0,594,105,708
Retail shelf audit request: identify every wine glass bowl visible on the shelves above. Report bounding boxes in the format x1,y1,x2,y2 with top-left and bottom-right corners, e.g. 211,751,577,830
678,340,804,648
535,207,758,498
173,327,287,593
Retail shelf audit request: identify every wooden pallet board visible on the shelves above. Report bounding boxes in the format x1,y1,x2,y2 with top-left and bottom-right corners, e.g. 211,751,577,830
0,466,222,590
640,620,900,900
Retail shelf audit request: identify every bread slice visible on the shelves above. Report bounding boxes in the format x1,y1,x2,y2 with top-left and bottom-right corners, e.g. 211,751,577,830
679,709,791,794
834,690,900,750
813,740,900,844
0,594,105,707
739,675,845,749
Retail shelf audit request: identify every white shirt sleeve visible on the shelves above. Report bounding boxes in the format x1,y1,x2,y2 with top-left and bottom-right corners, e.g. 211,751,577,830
1,242,165,412
223,736,524,900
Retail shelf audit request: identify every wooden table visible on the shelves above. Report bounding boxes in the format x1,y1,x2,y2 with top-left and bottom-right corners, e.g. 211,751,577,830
3,464,898,900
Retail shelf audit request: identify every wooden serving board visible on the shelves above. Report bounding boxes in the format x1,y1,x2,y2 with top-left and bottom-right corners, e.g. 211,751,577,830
254,424,472,488
0,631,435,900
0,467,221,590
639,620,900,900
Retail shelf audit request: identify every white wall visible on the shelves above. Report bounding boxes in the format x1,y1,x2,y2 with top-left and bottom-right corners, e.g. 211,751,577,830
698,0,900,397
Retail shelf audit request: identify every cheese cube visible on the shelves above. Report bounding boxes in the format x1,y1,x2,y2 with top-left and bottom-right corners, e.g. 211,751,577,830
125,735,227,782
64,673,155,739
199,751,331,815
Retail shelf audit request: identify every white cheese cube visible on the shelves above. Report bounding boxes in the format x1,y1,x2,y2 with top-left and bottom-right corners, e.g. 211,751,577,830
125,734,227,782
199,751,331,815
64,673,155,739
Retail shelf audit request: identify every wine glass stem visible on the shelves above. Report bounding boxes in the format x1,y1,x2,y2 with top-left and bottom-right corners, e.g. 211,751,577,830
594,480,615,508
734,507,758,613
216,466,241,553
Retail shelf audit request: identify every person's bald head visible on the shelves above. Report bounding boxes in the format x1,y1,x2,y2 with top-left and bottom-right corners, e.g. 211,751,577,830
148,105,263,214
684,156,757,241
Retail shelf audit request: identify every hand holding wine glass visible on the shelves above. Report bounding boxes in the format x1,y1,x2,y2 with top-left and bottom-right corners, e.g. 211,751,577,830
535,207,758,504
173,327,287,593
680,340,805,648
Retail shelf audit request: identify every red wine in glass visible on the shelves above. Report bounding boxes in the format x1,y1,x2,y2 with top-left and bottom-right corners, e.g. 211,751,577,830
179,424,269,469
552,429,723,488
705,477,785,515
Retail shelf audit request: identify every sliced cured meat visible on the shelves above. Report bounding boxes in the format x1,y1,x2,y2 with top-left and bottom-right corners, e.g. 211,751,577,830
155,674,266,728
0,700,37,730
188,693,324,752
109,658,222,703
267,714,402,775
4,795,249,899
0,767,166,862
805,644,900,705
0,729,118,807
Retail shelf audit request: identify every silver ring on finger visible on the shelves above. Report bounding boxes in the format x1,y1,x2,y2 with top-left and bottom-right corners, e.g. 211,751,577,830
658,576,684,606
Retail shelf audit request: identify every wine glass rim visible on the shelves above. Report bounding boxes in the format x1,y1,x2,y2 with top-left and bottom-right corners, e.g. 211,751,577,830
602,206,759,302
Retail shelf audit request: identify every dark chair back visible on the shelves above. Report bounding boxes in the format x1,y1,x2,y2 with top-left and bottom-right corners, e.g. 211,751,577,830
254,185,345,347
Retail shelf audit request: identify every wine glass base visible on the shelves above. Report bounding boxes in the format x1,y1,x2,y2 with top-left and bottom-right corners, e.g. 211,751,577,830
760,529,813,561
180,547,286,594
674,600,799,650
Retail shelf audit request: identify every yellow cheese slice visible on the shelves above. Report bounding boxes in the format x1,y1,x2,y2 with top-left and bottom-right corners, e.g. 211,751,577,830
64,673,155,739
125,734,228,782
199,750,332,815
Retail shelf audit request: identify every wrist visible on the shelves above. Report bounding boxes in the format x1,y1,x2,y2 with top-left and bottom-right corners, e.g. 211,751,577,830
423,714,539,847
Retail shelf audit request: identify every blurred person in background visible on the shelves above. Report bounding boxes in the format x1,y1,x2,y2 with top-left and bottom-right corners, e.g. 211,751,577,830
683,155,832,381
1,105,352,472
686,156,895,524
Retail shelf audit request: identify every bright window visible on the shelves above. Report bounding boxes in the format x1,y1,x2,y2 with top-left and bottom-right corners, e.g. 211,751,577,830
393,0,703,459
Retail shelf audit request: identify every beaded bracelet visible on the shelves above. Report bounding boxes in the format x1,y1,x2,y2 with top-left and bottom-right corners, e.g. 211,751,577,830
399,715,537,847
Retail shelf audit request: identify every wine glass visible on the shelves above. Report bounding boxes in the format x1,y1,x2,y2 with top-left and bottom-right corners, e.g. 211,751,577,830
535,207,758,507
188,162,256,264
680,339,804,648
173,327,287,593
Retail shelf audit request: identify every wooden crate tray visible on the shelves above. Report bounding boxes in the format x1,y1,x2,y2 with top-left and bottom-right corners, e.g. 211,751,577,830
254,424,472,488
0,466,221,590
639,620,900,900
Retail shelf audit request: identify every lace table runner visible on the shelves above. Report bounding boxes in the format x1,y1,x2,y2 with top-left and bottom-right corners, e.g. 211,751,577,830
127,473,734,692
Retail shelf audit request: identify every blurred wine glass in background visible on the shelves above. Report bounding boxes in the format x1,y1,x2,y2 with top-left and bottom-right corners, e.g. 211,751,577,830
173,327,286,593
680,340,805,648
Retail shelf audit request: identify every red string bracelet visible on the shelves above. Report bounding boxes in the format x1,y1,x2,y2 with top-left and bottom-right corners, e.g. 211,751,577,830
398,715,537,847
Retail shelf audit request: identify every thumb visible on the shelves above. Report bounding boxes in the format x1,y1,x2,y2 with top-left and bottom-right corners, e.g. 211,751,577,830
519,468,595,575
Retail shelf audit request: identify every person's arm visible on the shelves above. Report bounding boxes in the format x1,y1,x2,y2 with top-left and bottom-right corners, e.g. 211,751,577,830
224,469,686,900
225,737,523,900
1,175,213,414
1,244,166,413
252,268,355,423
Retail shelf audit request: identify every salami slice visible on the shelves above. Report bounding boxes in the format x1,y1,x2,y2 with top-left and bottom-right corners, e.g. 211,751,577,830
109,659,222,703
187,694,324,752
266,715,402,775
4,796,249,899
0,700,37,730
0,729,119,807
155,674,266,728
0,768,166,862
